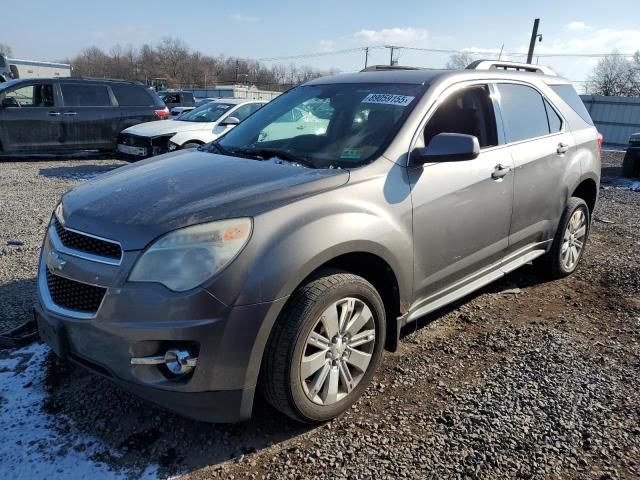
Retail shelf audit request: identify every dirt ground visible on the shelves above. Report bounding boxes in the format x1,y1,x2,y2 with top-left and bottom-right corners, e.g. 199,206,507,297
0,151,638,479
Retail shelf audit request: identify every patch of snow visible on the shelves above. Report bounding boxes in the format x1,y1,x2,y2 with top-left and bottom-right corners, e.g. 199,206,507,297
0,343,160,479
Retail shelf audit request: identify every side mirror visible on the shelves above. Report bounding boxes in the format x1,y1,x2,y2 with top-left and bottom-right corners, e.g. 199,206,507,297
1,97,19,108
410,133,480,166
220,116,240,127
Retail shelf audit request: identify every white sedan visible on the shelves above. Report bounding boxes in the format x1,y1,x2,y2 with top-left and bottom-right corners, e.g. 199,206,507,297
116,99,266,159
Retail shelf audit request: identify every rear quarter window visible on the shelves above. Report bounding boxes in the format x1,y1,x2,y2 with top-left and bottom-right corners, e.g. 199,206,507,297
550,84,594,126
111,85,154,106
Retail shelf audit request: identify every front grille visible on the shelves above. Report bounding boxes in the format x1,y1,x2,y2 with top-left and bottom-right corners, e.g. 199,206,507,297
118,134,151,148
53,218,121,261
46,270,106,313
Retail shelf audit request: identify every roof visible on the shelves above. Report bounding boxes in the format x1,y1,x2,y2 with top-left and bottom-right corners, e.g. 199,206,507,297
304,68,570,86
0,77,143,86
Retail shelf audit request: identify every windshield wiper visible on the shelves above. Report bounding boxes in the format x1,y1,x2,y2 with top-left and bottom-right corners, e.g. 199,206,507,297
230,148,317,168
204,141,231,155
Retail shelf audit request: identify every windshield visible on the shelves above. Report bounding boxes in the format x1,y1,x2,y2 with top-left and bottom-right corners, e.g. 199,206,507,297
215,83,425,168
178,102,234,122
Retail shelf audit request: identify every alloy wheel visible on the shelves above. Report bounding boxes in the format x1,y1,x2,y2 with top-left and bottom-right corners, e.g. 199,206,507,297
561,208,587,271
300,297,376,405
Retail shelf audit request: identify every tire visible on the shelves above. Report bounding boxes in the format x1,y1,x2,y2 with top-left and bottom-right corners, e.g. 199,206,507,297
535,197,590,279
181,142,201,150
622,151,639,178
261,269,386,423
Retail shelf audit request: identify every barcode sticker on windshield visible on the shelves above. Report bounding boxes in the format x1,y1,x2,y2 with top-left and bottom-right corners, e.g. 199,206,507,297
361,94,415,106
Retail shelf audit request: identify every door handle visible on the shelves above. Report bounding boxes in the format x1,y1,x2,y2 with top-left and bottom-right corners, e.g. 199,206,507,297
47,111,61,116
491,164,511,180
296,125,305,130
63,112,77,116
557,143,569,154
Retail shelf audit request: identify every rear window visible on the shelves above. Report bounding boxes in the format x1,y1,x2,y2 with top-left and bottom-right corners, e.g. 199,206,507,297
550,84,594,126
61,84,111,107
111,84,153,106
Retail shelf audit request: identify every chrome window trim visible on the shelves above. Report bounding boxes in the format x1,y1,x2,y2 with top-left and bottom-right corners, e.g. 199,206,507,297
38,255,101,320
51,216,122,266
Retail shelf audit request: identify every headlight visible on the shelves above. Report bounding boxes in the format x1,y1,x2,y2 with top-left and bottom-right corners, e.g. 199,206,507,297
129,218,252,292
168,141,178,151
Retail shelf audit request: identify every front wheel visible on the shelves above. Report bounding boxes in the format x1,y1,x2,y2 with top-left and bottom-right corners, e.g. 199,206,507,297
535,197,590,278
181,142,201,150
261,270,386,423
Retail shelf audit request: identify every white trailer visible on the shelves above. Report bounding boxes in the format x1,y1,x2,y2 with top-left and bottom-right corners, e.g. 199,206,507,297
0,54,71,82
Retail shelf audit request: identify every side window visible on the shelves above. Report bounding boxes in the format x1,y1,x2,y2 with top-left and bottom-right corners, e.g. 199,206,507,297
496,84,549,142
163,94,179,104
423,85,498,148
5,84,54,107
111,85,153,106
231,104,258,122
544,99,562,133
61,84,111,107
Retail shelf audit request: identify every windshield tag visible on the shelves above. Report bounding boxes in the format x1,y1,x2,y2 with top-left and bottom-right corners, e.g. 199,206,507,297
340,148,362,159
361,93,415,106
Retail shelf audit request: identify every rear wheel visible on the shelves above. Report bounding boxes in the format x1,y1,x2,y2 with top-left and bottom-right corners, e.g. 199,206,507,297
261,270,386,423
535,197,590,278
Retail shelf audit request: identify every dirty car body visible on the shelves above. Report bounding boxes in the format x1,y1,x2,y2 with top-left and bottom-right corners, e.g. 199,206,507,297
36,64,600,422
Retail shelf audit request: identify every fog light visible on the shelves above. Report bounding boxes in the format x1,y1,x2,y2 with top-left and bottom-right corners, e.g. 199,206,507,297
130,349,198,375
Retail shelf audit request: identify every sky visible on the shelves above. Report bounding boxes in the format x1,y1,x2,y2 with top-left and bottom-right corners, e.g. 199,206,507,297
3,0,640,89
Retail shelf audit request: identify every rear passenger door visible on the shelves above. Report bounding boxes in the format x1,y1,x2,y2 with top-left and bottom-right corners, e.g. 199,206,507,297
495,83,574,254
409,83,515,303
59,83,117,150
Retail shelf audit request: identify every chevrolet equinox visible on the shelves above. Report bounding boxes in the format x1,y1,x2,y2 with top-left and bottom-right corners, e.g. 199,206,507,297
36,61,601,423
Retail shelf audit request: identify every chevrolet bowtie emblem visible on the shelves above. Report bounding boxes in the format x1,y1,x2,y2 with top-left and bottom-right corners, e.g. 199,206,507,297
49,251,67,271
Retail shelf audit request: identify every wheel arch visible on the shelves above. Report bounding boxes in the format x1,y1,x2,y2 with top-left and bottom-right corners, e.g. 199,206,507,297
571,176,599,215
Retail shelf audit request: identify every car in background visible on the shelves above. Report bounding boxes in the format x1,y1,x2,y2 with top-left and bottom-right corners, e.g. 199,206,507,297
117,99,265,159
158,91,195,111
623,133,640,178
170,98,219,118
0,78,168,154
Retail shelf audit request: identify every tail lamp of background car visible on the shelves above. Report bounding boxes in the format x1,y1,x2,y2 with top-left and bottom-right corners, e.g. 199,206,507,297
129,218,252,292
597,132,603,156
155,107,170,120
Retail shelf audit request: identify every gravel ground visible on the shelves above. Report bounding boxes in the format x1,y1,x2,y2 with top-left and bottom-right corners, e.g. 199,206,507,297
0,152,638,479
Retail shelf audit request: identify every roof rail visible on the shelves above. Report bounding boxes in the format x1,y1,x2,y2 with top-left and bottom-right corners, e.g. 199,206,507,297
360,65,424,72
74,76,145,85
466,60,557,76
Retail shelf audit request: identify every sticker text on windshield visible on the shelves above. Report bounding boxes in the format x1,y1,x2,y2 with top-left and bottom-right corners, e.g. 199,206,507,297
361,94,415,106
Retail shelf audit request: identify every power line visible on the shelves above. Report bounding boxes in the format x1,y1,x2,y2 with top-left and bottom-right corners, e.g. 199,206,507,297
257,45,639,62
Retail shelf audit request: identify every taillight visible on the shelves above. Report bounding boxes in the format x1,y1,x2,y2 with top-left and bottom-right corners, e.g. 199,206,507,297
155,107,170,120
597,132,603,156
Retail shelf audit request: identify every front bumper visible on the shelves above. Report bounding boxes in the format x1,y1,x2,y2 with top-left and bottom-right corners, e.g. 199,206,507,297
35,221,287,422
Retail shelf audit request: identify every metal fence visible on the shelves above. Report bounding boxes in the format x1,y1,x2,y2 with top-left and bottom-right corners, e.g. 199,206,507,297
581,95,640,148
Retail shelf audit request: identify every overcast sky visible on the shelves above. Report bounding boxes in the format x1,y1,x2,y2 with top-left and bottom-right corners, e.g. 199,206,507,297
3,0,640,88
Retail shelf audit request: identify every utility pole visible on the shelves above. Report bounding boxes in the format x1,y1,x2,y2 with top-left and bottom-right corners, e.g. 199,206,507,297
389,46,395,66
364,47,369,69
235,60,239,84
526,18,541,64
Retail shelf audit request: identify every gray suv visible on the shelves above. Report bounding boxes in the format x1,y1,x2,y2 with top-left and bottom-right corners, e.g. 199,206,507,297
36,61,601,423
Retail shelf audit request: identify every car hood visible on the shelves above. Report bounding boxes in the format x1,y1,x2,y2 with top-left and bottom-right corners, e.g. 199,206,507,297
122,120,211,137
60,151,349,250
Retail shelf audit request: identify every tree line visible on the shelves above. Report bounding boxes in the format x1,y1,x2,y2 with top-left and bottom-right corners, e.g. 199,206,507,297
62,38,338,91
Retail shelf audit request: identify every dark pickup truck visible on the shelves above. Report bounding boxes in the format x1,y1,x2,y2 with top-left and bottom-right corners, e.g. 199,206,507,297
0,78,169,154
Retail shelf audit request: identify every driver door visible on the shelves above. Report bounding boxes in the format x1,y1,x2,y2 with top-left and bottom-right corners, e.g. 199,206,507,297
0,82,63,152
409,83,514,307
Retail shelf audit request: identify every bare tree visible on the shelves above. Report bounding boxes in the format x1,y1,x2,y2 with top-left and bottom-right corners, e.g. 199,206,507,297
65,37,330,91
0,42,13,56
586,52,640,97
446,52,475,70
